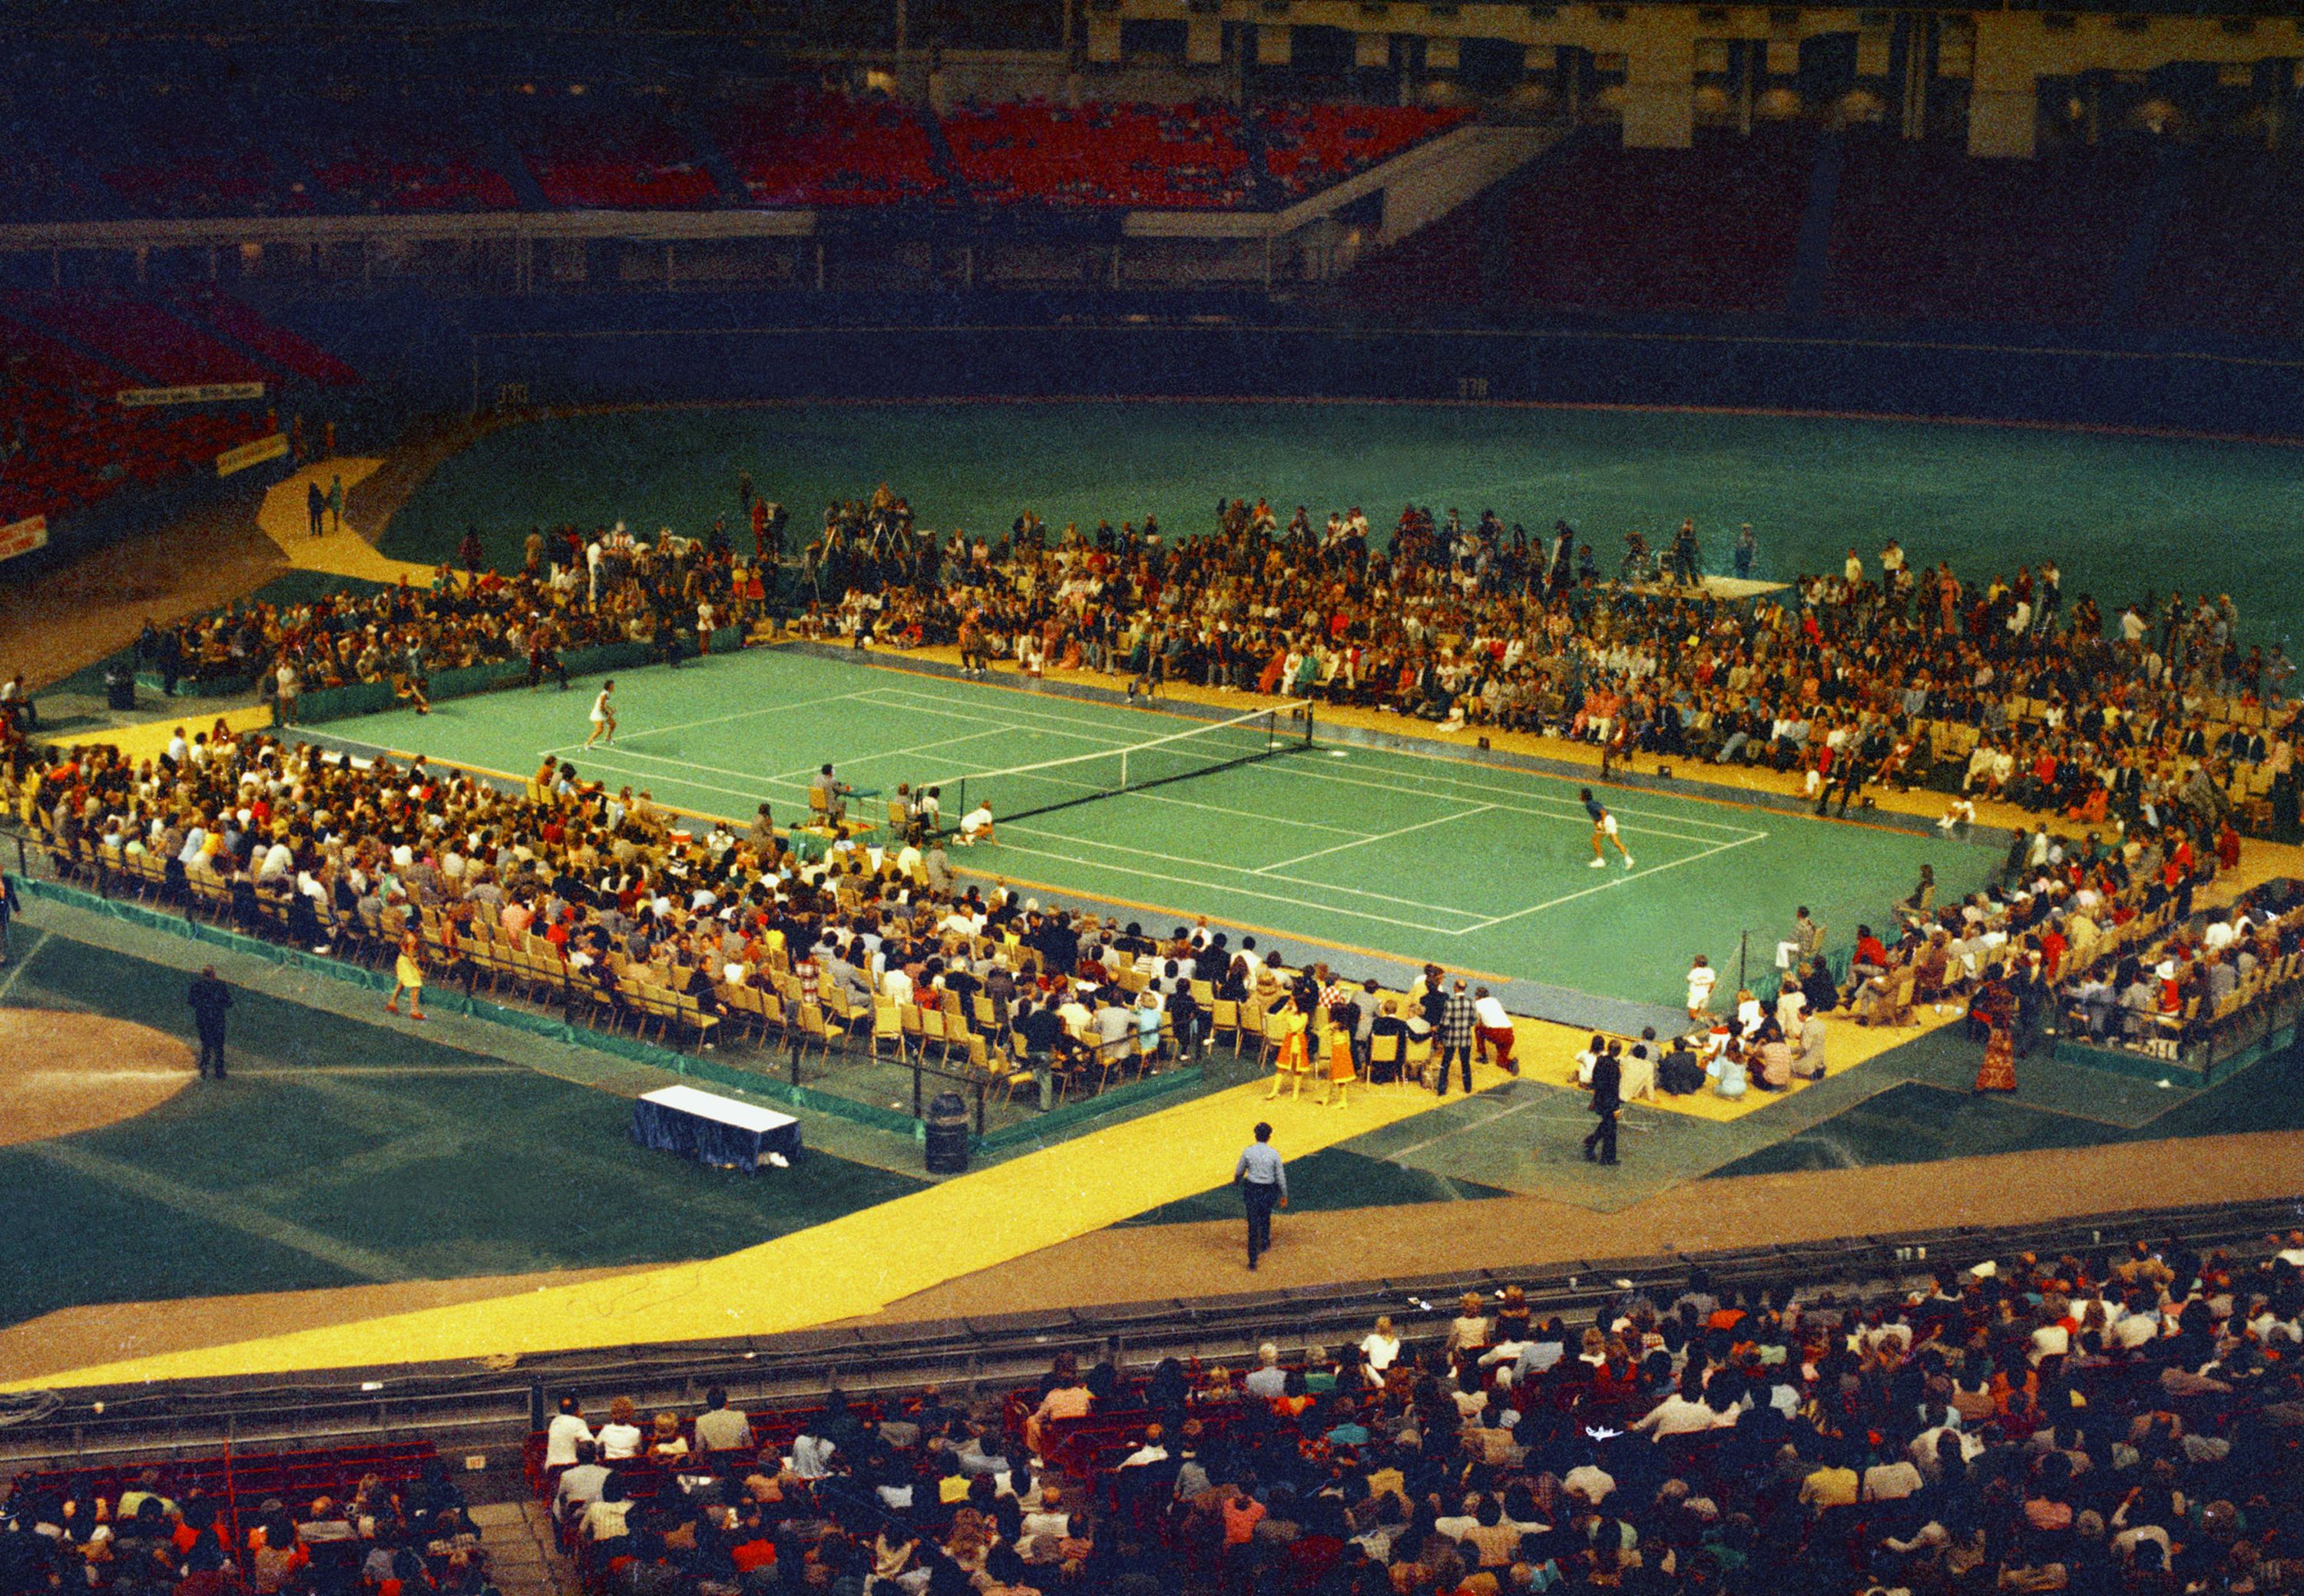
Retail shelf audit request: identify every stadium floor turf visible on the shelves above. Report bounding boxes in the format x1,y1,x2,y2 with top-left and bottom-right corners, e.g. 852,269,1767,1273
379,400,2304,651
0,930,925,1333
313,647,2003,1012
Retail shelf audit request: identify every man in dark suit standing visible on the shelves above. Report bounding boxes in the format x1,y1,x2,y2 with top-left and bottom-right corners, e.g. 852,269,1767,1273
187,965,233,1080
1584,1045,1621,1166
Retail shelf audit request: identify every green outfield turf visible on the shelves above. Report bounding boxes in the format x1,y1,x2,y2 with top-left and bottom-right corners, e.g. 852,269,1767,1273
381,401,2304,651
315,647,2001,1011
0,932,924,1331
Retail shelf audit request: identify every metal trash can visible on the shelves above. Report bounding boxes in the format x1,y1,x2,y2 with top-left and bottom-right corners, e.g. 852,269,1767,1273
923,1091,971,1175
104,668,135,712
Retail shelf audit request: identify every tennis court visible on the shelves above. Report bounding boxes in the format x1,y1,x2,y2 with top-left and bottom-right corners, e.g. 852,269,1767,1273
316,647,2000,1011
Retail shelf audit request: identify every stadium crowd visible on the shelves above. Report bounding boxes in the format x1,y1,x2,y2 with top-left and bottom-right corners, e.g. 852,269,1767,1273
20,1240,2298,1596
8,667,2291,1091
805,501,2299,839
0,1455,492,1596
5,721,1375,1098
128,523,764,704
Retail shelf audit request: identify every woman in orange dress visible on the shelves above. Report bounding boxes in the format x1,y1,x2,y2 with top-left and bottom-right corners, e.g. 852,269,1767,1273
1322,1005,1357,1108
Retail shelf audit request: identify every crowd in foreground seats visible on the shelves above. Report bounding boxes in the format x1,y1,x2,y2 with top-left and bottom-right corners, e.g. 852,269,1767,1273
6,721,1392,1104
0,1452,493,1596
808,502,2299,839
502,1239,2304,1596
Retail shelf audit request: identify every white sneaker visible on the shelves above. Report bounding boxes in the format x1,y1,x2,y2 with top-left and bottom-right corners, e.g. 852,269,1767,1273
1588,858,1607,869
1623,856,1636,868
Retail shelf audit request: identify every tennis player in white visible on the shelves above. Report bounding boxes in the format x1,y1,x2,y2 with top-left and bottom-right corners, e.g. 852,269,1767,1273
582,679,617,750
1582,787,1634,869
957,800,996,846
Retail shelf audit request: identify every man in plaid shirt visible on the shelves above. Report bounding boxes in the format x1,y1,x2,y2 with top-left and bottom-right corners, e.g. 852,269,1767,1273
1437,976,1478,1097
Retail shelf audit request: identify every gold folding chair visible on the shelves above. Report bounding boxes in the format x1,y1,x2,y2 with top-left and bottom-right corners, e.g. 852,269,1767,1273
1369,1031,1402,1085
873,1000,908,1061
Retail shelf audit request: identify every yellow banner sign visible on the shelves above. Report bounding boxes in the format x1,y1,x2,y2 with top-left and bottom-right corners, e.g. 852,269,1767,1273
0,514,48,562
217,432,290,478
119,381,266,407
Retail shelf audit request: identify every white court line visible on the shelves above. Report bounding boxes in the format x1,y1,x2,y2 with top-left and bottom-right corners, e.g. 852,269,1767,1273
1254,804,1497,873
1385,1092,1551,1161
1458,833,1769,932
541,687,880,756
0,929,50,1002
1004,823,1490,919
991,836,1478,937
857,690,1119,752
1232,760,1754,848
764,724,1026,786
858,690,1368,835
1253,758,1767,836
862,684,1760,834
561,744,829,788
857,681,1769,838
576,757,807,805
1081,784,1369,836
861,686,1146,741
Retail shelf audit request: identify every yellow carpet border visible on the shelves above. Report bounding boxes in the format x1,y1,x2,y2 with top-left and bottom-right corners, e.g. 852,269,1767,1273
1,1063,1522,1392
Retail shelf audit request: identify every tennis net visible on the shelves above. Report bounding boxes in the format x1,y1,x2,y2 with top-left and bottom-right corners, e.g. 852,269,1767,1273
937,704,1313,829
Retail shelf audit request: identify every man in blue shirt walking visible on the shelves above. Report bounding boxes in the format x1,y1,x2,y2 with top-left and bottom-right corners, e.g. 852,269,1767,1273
1233,1121,1287,1270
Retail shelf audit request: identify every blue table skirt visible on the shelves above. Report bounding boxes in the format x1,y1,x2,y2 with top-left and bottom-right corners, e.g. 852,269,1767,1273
631,1098,803,1173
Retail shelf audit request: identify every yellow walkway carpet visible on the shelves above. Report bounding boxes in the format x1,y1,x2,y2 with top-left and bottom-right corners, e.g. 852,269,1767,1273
254,459,432,585
2,1061,1517,1392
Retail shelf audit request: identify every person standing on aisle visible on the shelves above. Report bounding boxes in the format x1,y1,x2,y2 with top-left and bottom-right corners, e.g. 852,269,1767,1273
306,478,326,538
0,871,20,966
187,965,232,1079
326,473,345,535
1436,978,1477,1097
1233,1121,1286,1270
1583,1041,1621,1166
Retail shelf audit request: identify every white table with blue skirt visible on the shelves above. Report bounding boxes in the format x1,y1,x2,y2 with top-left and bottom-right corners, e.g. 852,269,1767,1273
631,1084,802,1172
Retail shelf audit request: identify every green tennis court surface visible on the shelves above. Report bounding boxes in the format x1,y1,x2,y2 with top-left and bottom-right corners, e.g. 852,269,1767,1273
318,648,2000,1011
